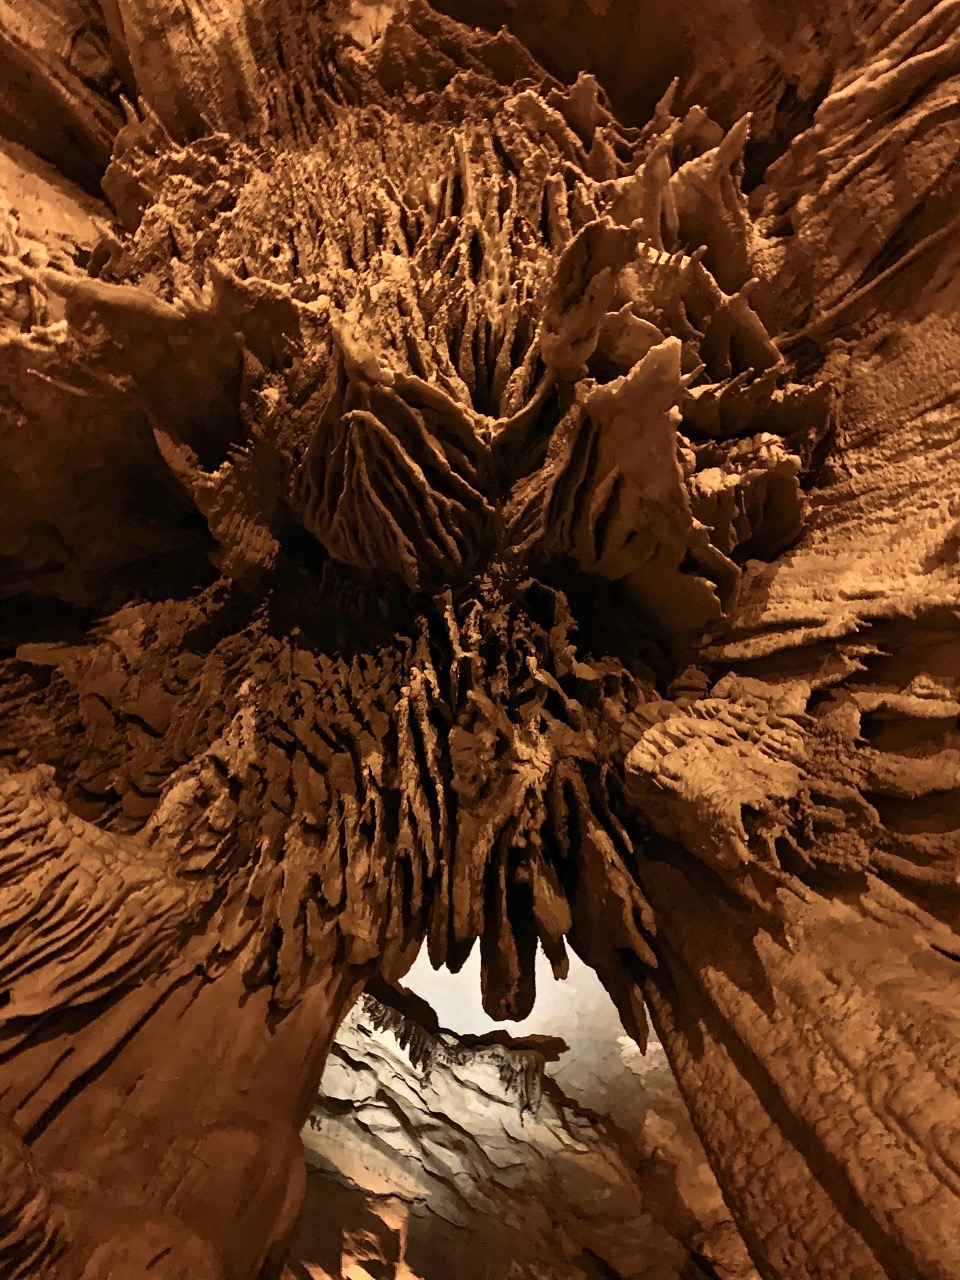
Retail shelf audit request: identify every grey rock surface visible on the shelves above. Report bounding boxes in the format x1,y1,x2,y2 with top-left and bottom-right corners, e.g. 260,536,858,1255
290,992,757,1280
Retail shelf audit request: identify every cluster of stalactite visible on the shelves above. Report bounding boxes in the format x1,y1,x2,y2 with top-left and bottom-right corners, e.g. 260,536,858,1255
2,1,960,1278
2,0,832,1034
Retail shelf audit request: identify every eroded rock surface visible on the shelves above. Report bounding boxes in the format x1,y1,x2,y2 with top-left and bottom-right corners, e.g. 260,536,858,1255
291,993,755,1280
0,2,959,1279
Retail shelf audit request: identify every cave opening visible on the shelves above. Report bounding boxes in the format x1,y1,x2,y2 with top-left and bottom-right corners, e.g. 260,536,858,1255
291,948,741,1280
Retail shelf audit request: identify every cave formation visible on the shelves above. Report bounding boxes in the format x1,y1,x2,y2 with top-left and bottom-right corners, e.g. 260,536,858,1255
291,969,762,1280
1,1,959,1278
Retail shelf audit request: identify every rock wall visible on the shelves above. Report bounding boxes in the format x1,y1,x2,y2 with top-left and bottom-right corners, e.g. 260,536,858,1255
0,3,959,1279
291,993,756,1280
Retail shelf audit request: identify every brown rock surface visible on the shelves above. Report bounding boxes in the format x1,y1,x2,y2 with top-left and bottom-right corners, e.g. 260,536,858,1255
0,1,958,1278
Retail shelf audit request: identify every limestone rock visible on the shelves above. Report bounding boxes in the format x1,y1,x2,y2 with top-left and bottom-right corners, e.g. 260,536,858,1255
294,994,697,1280
0,2,958,1279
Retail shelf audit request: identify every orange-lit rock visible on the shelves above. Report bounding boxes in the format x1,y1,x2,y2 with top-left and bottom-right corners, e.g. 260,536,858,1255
0,2,959,1278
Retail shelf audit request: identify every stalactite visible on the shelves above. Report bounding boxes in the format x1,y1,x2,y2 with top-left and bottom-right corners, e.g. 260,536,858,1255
0,2,959,1278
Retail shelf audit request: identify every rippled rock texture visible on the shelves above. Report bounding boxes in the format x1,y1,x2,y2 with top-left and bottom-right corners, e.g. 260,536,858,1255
1,1,960,1278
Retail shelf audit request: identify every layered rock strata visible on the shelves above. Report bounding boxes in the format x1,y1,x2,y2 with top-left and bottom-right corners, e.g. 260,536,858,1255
292,993,740,1280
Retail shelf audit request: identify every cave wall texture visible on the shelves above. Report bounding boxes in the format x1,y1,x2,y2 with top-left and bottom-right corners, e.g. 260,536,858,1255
1,1,960,1278
292,980,763,1280
303,995,690,1280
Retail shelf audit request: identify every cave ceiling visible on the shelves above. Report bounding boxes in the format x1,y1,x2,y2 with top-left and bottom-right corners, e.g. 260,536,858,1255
1,2,960,1278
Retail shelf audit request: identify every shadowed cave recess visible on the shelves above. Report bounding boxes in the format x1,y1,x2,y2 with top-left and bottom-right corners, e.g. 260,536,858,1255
1,1,960,1279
